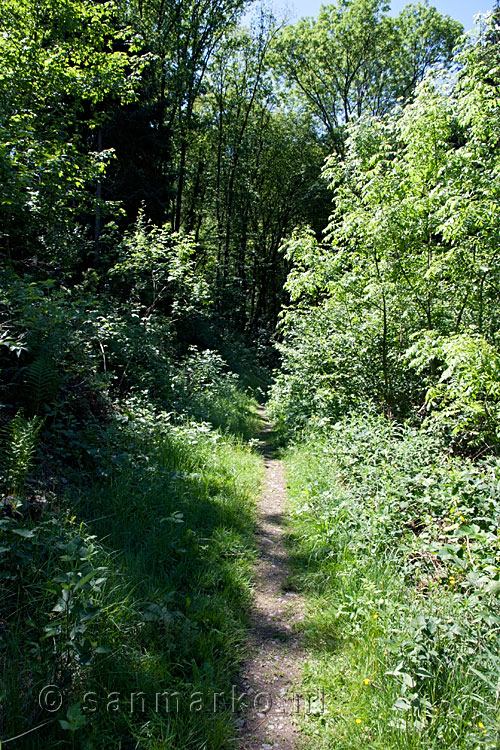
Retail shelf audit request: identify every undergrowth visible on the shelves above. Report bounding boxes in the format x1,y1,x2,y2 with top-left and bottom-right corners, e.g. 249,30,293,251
285,414,500,750
0,403,263,748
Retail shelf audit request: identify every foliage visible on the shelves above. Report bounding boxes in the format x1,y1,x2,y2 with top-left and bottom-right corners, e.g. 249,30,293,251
0,0,147,264
269,296,382,435
285,415,500,749
275,0,462,149
408,331,500,452
272,14,500,448
0,411,43,497
0,405,263,748
110,212,211,314
171,347,259,438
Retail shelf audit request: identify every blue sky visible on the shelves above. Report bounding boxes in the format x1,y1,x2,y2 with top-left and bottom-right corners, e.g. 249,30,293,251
269,0,490,31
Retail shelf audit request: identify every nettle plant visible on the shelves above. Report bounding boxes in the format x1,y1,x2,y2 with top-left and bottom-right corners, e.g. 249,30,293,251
0,410,43,499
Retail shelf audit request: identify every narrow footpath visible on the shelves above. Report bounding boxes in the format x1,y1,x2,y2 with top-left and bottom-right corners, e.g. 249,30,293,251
237,408,307,750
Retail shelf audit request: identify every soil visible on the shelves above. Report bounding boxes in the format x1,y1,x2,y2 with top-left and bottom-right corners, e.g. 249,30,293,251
236,409,309,750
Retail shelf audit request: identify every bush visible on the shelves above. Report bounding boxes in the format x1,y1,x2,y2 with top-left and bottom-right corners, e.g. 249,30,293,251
171,347,259,438
408,331,500,453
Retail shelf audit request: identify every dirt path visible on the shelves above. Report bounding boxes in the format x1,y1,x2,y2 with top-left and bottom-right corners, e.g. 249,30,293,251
236,409,308,750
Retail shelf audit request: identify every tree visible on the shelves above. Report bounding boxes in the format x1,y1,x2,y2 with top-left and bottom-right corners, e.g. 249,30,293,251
188,15,324,329
275,0,462,151
273,10,500,428
108,0,248,229
0,0,146,267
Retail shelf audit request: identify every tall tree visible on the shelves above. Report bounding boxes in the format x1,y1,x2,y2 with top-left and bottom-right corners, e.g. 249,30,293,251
186,16,324,329
275,0,462,151
0,0,145,267
108,0,248,228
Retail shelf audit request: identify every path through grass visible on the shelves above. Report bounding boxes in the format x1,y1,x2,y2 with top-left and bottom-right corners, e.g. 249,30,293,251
237,409,307,750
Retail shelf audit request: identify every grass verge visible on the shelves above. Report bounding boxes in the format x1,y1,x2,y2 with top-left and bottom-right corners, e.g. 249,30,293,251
1,403,263,749
284,414,500,750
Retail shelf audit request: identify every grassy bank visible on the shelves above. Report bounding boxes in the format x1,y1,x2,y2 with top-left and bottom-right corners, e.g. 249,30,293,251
284,414,500,750
1,401,263,748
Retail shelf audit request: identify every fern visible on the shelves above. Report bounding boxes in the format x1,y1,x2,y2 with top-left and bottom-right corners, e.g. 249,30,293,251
1,411,43,497
25,355,59,415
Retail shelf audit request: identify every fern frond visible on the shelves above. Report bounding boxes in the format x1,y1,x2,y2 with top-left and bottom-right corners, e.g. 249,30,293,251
25,355,59,414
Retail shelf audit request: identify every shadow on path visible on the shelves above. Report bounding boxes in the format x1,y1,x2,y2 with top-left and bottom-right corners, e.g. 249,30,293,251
237,407,308,750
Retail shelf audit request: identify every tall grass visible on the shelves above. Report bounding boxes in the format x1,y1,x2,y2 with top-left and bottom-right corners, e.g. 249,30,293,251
285,414,500,750
0,405,263,748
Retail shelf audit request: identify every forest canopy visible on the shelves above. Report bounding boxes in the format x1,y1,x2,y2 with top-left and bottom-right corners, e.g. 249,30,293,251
0,0,465,328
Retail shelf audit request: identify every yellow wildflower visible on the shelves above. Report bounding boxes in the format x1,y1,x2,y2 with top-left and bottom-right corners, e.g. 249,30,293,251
363,678,371,685
355,718,362,725
373,613,379,620
478,722,485,729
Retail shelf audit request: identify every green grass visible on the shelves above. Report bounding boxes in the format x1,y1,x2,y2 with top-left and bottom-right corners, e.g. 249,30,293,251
284,414,500,750
0,404,264,748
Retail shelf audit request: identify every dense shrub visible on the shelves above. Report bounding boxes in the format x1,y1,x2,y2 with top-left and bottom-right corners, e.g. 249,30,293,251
408,331,500,453
272,18,500,450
